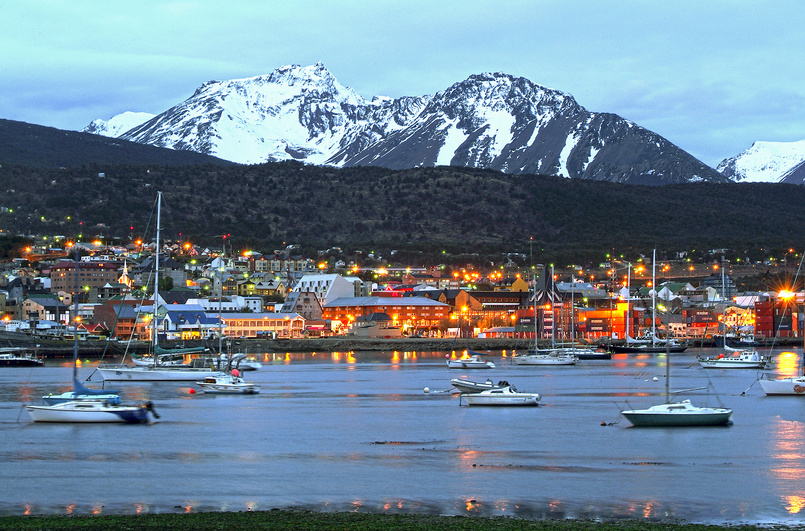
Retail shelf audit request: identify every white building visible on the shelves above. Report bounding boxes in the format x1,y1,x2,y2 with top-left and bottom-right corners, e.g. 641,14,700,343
285,274,366,309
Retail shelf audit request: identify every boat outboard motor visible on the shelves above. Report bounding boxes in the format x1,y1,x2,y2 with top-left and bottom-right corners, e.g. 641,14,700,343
143,401,160,419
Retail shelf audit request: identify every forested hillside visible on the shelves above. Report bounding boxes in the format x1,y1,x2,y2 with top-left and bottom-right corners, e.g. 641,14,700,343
0,161,802,267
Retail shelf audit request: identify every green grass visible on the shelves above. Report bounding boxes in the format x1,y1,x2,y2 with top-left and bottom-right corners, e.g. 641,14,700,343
0,510,776,531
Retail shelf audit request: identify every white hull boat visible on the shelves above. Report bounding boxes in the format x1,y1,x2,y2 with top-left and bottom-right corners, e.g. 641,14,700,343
758,376,805,396
513,352,578,365
621,400,732,427
196,371,259,394
461,386,540,406
450,378,509,394
26,399,158,424
698,350,771,369
446,355,495,369
97,364,225,382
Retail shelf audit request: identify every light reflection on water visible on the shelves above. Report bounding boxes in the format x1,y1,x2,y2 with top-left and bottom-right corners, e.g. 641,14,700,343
2,348,805,524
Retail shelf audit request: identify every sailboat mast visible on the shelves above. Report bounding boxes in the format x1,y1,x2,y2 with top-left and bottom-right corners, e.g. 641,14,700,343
550,264,555,347
71,244,80,382
652,249,657,347
625,262,631,340
153,191,161,355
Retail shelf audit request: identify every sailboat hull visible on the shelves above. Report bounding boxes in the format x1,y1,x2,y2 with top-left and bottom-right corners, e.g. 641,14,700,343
26,400,152,423
622,401,732,427
97,365,225,382
758,377,805,396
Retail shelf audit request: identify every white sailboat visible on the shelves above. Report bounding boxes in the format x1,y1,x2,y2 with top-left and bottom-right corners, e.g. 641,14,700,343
26,250,158,423
513,267,578,366
620,251,733,427
698,263,771,369
96,192,226,382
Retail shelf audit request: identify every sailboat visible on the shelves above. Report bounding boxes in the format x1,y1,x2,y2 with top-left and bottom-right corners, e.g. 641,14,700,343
698,265,771,369
621,251,733,427
26,250,159,423
514,267,578,366
610,251,687,354
96,192,226,382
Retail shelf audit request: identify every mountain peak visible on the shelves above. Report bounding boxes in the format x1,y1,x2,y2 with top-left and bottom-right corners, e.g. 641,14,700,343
82,64,726,184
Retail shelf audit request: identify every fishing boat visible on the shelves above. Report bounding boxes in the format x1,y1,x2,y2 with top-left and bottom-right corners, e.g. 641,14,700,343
25,250,159,424
698,349,772,369
461,385,540,406
0,347,44,367
450,378,510,394
96,192,226,383
446,354,495,369
621,251,733,427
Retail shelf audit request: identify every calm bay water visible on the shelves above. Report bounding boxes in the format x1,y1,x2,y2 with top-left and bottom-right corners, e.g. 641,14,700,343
1,347,804,525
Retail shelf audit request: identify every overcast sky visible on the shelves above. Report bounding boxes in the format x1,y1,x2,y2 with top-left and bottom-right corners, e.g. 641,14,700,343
2,1,803,167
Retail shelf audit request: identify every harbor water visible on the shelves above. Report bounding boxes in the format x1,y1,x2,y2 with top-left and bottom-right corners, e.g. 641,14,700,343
1,347,804,525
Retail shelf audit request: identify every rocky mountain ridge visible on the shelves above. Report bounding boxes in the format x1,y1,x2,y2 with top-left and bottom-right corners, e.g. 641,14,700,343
84,63,726,185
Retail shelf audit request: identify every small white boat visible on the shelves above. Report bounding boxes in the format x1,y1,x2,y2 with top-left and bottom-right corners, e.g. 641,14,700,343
196,370,260,394
450,378,509,394
461,385,540,406
26,399,159,424
446,354,495,369
513,351,578,365
758,375,805,396
698,349,771,369
621,400,732,427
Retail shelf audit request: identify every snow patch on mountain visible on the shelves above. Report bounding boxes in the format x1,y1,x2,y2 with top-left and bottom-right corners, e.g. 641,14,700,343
717,140,805,183
82,63,726,184
83,111,154,137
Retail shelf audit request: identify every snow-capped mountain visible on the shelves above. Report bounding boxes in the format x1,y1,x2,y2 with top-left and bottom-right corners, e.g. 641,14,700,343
83,111,155,137
716,140,805,183
84,63,725,184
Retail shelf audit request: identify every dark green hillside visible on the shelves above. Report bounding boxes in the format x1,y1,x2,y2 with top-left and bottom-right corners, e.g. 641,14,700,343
0,119,233,168
0,160,802,267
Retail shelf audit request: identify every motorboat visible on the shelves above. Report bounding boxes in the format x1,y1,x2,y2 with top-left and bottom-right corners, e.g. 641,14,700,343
621,400,732,427
450,378,509,394
0,348,44,367
461,385,540,406
555,346,611,360
42,379,121,405
758,375,805,396
698,349,772,369
26,399,158,424
513,351,578,365
196,369,260,394
446,354,495,369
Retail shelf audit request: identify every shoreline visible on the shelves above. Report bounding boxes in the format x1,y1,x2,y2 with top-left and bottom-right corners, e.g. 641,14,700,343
0,509,783,530
2,331,800,358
